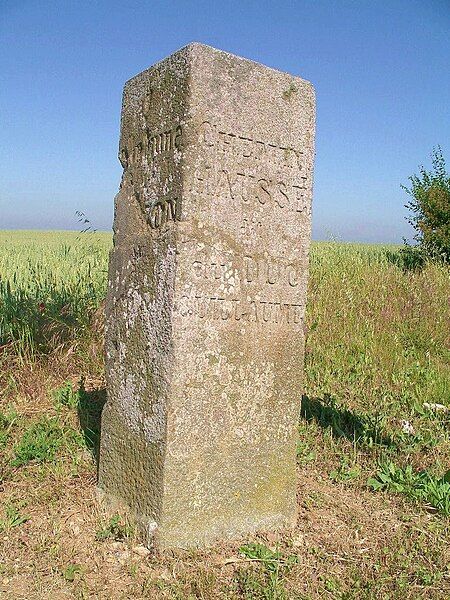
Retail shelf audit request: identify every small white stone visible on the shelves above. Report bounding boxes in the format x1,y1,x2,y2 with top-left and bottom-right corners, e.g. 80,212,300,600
423,402,449,412
133,545,151,557
110,541,123,550
400,420,415,435
118,550,131,565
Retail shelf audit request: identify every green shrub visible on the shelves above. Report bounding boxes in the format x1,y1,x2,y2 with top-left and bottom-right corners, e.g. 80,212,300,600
384,245,425,271
402,147,450,263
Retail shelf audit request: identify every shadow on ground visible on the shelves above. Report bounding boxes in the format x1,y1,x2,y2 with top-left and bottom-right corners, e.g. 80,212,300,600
300,394,395,447
77,384,106,466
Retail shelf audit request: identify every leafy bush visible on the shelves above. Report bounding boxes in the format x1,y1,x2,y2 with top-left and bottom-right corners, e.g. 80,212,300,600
384,245,425,271
402,147,450,263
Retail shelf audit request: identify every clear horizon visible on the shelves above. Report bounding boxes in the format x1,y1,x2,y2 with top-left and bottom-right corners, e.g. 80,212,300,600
1,1,449,243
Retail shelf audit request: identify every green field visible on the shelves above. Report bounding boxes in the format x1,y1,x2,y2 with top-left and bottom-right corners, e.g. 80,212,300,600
0,230,110,357
0,230,449,599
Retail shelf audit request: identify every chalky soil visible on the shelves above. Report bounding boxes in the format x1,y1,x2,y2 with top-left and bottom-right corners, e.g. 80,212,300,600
99,43,315,548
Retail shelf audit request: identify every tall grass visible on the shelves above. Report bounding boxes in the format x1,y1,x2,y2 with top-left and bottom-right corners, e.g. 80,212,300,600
0,231,110,357
0,233,448,426
305,242,450,416
303,242,449,486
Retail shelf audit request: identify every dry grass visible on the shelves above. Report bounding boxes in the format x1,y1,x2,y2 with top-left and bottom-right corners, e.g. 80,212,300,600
0,233,449,599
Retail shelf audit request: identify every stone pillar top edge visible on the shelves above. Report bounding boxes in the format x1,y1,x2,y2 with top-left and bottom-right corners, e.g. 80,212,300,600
123,41,315,94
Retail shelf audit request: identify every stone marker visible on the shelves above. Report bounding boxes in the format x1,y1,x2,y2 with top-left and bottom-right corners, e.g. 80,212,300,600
99,42,315,548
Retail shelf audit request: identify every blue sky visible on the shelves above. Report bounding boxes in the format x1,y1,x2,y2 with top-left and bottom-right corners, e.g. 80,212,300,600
0,0,448,242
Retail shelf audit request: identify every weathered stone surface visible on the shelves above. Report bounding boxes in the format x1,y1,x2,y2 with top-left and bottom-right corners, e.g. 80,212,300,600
99,42,315,548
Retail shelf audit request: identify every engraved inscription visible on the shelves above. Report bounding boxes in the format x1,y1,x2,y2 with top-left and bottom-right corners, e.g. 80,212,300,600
146,196,181,229
243,257,299,287
177,295,304,327
121,124,183,168
199,121,305,171
193,120,312,226
191,257,300,287
190,168,309,215
120,119,184,227
184,252,303,329
192,260,227,280
148,125,182,157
